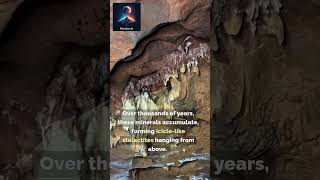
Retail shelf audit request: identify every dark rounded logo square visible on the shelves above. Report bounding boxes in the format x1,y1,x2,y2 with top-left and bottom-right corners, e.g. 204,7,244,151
113,3,141,31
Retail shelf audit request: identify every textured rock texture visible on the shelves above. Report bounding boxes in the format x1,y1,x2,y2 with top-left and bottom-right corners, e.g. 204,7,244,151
0,0,319,180
110,0,211,179
212,0,320,179
0,0,108,179
110,0,210,69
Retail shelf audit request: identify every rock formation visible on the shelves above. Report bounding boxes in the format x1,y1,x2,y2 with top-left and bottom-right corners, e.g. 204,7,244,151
110,0,211,179
0,0,319,180
0,0,108,179
212,0,320,179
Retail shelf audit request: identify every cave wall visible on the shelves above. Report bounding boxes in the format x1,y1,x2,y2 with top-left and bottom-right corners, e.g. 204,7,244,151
0,0,109,179
0,0,319,179
212,0,320,179
109,1,212,179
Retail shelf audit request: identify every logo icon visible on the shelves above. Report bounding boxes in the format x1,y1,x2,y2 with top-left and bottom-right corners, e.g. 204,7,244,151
113,3,141,31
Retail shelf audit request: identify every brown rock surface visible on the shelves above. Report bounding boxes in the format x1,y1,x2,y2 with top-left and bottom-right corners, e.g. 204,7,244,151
110,0,210,69
0,0,319,180
212,0,320,179
110,1,211,179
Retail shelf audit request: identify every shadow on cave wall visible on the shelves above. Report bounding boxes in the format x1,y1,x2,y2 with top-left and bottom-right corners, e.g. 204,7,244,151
211,0,320,180
0,0,109,179
0,0,319,179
